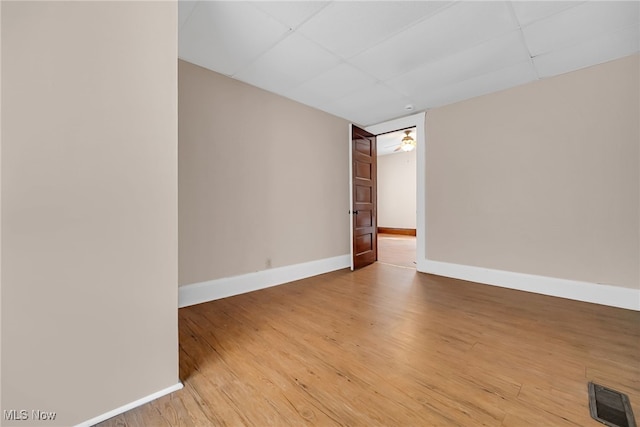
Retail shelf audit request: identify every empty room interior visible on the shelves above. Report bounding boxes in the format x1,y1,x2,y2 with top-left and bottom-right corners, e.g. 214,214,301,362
1,1,639,426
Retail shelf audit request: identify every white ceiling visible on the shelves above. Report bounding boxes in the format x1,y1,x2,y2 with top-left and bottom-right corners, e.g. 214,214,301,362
178,1,639,127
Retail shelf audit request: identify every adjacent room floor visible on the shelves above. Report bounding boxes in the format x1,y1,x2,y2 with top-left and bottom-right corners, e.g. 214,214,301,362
377,233,416,269
98,262,640,426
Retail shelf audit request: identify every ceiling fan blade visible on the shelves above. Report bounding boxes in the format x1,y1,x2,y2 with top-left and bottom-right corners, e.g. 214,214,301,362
394,146,402,152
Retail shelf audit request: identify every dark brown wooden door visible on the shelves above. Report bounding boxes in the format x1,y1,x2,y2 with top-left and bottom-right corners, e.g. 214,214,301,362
351,125,377,269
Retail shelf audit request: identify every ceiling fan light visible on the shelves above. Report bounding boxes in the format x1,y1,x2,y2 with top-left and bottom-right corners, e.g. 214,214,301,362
394,129,416,153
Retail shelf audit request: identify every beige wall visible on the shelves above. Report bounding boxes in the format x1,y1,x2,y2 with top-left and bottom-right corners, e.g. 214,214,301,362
1,2,178,426
179,60,350,286
0,0,3,413
377,150,416,229
426,54,639,289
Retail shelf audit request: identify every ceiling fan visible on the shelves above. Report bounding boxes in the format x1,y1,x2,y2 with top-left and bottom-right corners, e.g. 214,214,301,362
394,130,416,152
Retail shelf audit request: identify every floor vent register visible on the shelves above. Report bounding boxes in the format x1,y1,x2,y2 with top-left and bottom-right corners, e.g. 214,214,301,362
589,382,636,427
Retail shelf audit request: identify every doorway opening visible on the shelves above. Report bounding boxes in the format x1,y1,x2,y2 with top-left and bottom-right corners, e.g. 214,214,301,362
349,112,426,272
376,127,417,269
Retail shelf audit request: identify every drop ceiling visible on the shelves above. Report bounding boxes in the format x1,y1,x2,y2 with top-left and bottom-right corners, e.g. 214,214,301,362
178,1,639,127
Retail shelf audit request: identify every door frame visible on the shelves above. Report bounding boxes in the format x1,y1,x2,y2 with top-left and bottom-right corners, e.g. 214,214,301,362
348,125,356,270
354,112,426,272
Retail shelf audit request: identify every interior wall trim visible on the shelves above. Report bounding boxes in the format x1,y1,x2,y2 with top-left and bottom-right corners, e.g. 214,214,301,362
75,382,183,427
179,255,351,308
424,259,640,311
378,227,417,236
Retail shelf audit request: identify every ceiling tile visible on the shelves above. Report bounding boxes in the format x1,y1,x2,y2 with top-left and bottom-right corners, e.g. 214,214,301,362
283,63,378,107
349,1,520,81
522,1,640,57
322,83,414,126
232,33,342,95
385,30,531,98
533,24,639,78
511,1,585,27
417,61,538,109
298,1,452,59
178,0,198,30
178,1,290,76
248,1,329,29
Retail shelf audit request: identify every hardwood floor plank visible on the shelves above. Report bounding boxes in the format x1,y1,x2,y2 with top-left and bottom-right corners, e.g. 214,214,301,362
96,263,640,426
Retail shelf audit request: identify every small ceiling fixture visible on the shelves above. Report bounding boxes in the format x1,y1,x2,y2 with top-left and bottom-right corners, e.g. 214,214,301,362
395,130,416,152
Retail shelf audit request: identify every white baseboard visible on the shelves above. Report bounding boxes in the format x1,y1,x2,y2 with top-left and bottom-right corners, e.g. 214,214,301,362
76,382,183,427
422,259,640,311
179,254,351,308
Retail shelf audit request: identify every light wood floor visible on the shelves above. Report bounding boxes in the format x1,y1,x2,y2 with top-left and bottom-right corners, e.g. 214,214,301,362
377,233,416,268
98,264,639,427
